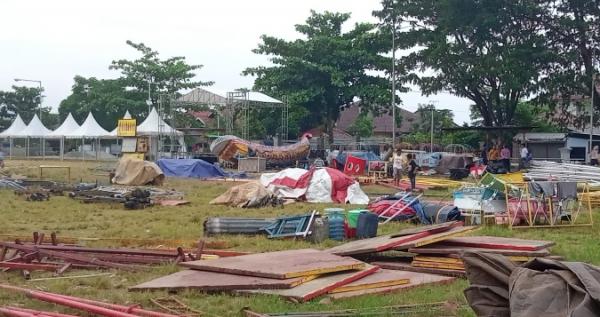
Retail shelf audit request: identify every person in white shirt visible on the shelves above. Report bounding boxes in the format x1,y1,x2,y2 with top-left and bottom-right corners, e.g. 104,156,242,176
392,148,404,186
519,144,529,170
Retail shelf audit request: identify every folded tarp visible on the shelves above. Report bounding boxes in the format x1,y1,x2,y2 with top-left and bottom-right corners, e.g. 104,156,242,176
463,252,600,317
157,159,227,178
111,158,164,186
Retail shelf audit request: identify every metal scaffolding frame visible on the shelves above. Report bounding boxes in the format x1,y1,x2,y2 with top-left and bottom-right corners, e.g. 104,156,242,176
176,88,289,141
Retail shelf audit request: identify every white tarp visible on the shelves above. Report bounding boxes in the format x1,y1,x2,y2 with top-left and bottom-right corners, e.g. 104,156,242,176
137,107,184,136
65,112,111,138
48,113,80,138
259,167,369,204
0,114,27,137
14,114,52,137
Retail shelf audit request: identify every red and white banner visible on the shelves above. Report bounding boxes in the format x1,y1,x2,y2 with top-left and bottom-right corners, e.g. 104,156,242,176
344,155,367,176
260,167,369,204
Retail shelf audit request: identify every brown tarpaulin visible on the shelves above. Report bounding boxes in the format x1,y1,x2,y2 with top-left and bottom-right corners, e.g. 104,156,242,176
463,252,600,317
209,181,273,208
435,154,473,174
111,158,165,186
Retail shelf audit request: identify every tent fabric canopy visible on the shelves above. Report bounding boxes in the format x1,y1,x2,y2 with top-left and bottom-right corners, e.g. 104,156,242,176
14,114,52,137
137,107,183,136
65,113,111,138
0,114,27,137
48,113,80,138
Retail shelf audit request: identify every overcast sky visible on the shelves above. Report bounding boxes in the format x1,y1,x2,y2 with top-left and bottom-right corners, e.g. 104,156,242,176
0,0,473,124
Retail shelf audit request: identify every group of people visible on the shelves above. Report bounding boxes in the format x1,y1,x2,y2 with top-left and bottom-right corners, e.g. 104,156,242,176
482,143,512,172
391,148,420,191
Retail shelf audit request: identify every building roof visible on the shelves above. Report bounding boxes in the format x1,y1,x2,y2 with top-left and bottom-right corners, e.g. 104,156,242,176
336,102,419,134
178,88,283,104
189,111,216,127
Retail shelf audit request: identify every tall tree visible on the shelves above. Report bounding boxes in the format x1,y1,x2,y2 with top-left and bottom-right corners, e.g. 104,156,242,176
244,11,393,143
375,0,553,127
413,104,456,134
0,86,51,130
347,113,374,138
536,0,600,129
58,76,147,130
110,41,213,108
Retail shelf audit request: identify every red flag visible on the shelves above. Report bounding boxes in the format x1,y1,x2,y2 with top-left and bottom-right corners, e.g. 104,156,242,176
344,155,367,176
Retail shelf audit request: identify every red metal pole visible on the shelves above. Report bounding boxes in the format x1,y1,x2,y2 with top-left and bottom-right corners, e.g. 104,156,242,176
47,293,182,317
0,307,37,317
5,307,79,317
0,285,138,317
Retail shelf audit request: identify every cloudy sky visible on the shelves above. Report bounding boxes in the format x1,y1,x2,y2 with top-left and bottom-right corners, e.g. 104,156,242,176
0,0,473,124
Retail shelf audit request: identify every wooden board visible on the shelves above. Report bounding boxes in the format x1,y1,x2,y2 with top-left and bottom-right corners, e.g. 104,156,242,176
129,270,318,291
441,236,555,251
411,261,465,271
414,256,463,264
409,246,551,257
180,249,365,279
392,226,477,250
326,222,462,256
327,271,455,300
390,222,460,238
372,261,466,278
239,265,379,302
329,269,410,294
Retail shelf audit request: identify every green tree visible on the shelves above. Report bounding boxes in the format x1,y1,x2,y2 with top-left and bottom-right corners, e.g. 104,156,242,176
58,76,147,130
0,86,52,130
375,0,553,127
347,113,374,138
535,0,600,129
110,41,213,108
244,11,394,143
412,104,456,134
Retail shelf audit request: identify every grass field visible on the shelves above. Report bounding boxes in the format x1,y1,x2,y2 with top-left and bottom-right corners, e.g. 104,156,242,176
1,159,599,316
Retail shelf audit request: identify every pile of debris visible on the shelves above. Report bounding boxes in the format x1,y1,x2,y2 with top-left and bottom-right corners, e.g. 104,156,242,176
524,160,600,183
204,211,318,239
0,233,232,280
69,185,185,209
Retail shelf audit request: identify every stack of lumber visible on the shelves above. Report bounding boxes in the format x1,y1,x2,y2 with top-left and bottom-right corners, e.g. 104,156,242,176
524,161,600,183
373,236,556,277
132,231,462,302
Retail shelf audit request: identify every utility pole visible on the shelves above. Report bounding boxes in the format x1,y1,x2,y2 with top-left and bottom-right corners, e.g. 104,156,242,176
391,17,397,148
146,77,153,113
429,100,438,153
591,73,597,159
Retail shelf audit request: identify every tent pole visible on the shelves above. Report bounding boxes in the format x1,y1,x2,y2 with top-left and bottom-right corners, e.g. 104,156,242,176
42,137,45,160
96,138,99,161
60,137,64,161
81,137,84,161
9,137,12,160
26,137,29,159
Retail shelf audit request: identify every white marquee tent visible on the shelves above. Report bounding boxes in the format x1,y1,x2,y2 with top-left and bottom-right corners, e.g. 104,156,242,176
48,113,80,137
137,107,184,136
66,113,111,138
0,114,27,137
14,114,52,137
109,110,132,136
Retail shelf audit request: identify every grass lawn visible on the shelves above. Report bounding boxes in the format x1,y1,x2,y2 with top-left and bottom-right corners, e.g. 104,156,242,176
1,159,599,316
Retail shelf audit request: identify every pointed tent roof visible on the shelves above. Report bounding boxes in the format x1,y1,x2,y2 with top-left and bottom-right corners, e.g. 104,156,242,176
15,114,52,137
110,110,133,136
66,113,110,138
0,114,27,137
48,113,81,137
137,107,183,136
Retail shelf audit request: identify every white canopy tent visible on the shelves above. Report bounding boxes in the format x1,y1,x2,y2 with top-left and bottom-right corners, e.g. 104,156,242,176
137,107,184,136
66,113,111,138
0,114,27,137
48,113,80,138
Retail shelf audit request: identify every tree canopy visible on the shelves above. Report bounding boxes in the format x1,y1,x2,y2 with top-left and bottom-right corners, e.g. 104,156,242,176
0,86,53,130
375,0,554,127
244,11,394,141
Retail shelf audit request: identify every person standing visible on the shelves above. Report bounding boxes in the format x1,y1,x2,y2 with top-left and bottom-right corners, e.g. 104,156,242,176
590,146,599,166
392,148,403,186
407,153,420,191
519,144,530,170
480,143,489,165
500,144,511,172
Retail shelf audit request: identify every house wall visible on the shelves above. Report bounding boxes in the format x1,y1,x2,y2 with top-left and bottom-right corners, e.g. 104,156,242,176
566,137,588,161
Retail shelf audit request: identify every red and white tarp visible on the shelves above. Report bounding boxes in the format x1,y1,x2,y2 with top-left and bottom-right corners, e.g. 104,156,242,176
259,167,369,204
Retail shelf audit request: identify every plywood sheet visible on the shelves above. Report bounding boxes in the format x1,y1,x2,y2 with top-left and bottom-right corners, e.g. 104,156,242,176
329,269,410,294
372,261,466,278
409,246,551,257
130,269,317,291
414,256,463,264
441,236,554,251
180,249,365,279
411,261,465,270
239,265,379,302
327,271,455,300
392,226,477,250
326,222,462,256
390,222,460,238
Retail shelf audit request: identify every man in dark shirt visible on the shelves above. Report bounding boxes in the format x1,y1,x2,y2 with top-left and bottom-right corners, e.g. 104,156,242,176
407,153,420,191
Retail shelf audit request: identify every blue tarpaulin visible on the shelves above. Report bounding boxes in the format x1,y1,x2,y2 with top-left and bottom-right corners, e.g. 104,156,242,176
157,159,241,179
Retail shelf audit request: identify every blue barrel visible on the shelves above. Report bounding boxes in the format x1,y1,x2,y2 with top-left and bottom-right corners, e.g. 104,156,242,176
356,211,379,239
325,208,345,241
